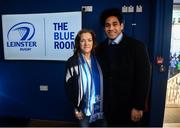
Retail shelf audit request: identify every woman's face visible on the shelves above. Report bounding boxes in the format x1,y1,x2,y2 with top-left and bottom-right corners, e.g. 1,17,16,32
79,32,93,55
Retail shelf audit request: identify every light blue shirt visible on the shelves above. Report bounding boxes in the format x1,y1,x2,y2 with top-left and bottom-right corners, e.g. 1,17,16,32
109,33,123,45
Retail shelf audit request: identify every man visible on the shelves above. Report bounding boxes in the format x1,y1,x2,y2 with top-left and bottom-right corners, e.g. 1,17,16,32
95,8,151,126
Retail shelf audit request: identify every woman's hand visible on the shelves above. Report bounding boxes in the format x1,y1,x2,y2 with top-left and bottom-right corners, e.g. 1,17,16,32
74,109,84,120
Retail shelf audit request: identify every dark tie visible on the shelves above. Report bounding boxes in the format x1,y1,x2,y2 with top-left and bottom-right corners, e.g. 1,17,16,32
109,40,116,45
109,41,117,46
111,41,116,45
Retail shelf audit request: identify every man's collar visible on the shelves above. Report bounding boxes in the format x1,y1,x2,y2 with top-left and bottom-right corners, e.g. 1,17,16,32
114,33,123,44
108,33,123,45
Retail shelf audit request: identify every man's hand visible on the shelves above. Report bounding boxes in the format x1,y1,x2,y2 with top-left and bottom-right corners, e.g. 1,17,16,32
131,108,143,122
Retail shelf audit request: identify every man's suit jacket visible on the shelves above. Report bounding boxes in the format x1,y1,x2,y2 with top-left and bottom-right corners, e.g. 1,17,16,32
95,34,151,118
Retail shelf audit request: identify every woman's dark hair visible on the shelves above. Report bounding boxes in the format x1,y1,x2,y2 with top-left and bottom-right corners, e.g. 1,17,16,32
74,29,96,55
100,8,124,27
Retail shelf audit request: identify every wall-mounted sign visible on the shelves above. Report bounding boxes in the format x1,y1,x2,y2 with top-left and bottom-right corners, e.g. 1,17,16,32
2,11,82,61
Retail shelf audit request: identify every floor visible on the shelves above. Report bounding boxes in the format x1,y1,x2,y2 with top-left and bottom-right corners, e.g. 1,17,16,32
163,73,180,127
163,123,180,128
164,106,180,123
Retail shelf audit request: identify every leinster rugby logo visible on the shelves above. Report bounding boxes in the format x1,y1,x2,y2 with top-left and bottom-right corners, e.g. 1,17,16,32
7,22,35,41
7,22,37,51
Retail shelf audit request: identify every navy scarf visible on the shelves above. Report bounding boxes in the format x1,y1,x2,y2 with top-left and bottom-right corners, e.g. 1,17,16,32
79,53,103,123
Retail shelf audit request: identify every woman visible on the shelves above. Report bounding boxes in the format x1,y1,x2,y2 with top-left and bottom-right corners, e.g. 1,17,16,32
64,29,105,127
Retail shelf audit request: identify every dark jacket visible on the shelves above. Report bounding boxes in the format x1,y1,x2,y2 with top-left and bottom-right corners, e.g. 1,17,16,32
64,54,82,111
95,34,151,121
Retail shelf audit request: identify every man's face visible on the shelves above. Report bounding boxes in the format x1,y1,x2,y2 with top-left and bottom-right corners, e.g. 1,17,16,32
104,16,124,40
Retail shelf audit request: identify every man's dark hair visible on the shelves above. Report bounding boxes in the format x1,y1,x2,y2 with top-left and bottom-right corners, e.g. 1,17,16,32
100,8,124,27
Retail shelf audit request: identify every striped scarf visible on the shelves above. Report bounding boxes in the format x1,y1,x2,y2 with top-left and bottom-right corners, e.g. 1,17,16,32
79,53,103,123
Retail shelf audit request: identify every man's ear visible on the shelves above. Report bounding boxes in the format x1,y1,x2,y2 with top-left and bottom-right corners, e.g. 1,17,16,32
120,23,124,31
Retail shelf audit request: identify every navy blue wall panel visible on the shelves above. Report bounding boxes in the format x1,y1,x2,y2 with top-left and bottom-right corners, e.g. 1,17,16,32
148,0,173,126
0,0,149,122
